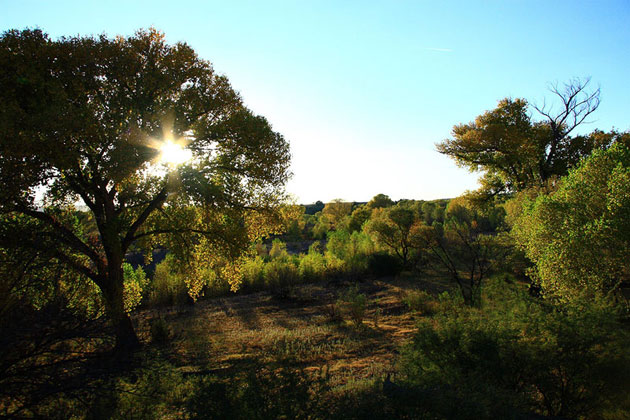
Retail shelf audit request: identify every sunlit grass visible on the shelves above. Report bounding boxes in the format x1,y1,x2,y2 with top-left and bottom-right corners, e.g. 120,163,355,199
137,279,427,385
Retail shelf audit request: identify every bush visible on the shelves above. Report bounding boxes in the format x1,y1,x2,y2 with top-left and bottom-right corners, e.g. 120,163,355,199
88,358,192,419
150,317,171,345
264,258,300,297
326,230,373,279
240,256,267,291
122,263,148,312
188,362,329,420
298,243,327,281
512,143,630,302
399,281,630,419
148,256,189,307
269,238,290,260
338,286,368,327
202,267,231,297
367,252,403,277
403,290,438,315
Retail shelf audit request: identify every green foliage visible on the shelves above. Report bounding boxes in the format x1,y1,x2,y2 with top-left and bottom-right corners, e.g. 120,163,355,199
238,240,303,295
367,252,403,277
240,256,268,291
298,242,328,282
338,286,368,327
513,143,630,302
403,290,438,315
365,205,423,268
311,215,331,240
148,256,190,307
308,199,354,238
399,280,630,419
348,204,372,233
421,200,448,226
321,199,353,231
264,258,301,297
304,200,325,215
367,193,394,209
88,358,192,419
326,230,374,278
188,362,329,420
269,238,289,260
122,263,147,313
413,200,505,306
0,214,105,320
186,376,235,419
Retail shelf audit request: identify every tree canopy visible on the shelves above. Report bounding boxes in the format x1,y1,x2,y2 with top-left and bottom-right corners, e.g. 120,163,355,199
436,79,624,199
0,28,291,352
365,205,418,267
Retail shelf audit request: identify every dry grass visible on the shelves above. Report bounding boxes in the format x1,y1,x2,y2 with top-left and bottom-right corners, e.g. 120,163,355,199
133,275,446,386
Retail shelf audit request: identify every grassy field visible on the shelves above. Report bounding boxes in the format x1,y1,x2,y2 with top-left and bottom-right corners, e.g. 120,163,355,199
133,274,446,388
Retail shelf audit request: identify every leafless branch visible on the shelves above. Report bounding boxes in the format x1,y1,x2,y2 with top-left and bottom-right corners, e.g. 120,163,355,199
533,77,600,138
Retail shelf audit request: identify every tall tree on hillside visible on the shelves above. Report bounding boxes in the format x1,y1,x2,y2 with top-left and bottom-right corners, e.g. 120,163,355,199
0,29,291,353
437,79,609,198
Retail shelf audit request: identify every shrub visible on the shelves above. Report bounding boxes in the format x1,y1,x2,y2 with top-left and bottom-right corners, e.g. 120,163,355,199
187,376,235,419
122,263,148,312
150,317,171,345
240,256,267,291
264,258,300,297
512,143,630,302
399,281,630,419
403,290,438,315
298,246,327,282
326,230,373,279
88,358,191,419
148,256,189,307
339,286,368,327
188,362,329,420
202,267,231,297
269,238,290,260
367,252,403,277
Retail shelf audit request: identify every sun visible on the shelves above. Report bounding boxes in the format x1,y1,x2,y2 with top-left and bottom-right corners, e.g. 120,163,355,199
158,138,192,166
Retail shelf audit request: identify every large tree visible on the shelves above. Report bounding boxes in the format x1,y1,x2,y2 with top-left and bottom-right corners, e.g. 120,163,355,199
0,29,291,352
437,79,610,198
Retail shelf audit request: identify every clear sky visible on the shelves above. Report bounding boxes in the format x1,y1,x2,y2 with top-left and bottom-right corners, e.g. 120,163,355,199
2,1,629,203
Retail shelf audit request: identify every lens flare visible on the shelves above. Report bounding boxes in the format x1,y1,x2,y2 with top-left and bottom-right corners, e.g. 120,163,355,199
159,138,192,166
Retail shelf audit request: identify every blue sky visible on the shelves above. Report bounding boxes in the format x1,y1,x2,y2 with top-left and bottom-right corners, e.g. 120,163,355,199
2,1,629,203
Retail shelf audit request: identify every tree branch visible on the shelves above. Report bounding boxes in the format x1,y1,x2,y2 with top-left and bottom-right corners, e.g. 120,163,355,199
18,208,103,271
121,186,168,250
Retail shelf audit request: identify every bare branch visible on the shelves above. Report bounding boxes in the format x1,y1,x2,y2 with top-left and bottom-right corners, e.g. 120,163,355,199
534,77,600,137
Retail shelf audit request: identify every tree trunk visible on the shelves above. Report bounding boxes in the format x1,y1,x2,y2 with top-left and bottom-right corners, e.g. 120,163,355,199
454,275,474,306
102,267,141,355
